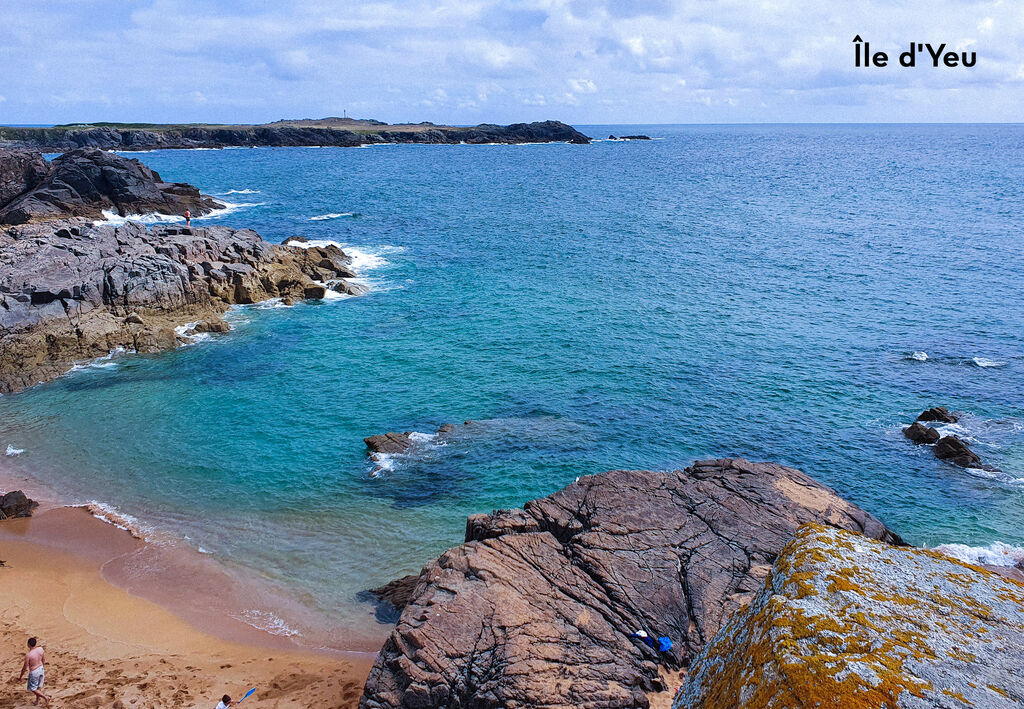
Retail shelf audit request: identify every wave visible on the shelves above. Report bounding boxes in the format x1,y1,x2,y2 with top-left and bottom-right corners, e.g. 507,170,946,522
235,609,300,637
217,189,260,195
933,541,1024,569
78,501,149,540
98,200,262,226
907,351,928,361
972,357,1006,368
5,444,24,456
310,212,357,221
67,347,131,374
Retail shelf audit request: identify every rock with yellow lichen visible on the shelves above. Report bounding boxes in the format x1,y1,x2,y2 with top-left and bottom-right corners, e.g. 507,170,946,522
675,524,1024,708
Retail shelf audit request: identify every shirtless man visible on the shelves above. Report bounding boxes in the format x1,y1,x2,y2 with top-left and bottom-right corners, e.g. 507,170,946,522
18,637,49,705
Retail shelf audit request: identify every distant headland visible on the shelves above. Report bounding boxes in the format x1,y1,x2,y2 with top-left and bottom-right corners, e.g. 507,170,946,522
0,118,591,151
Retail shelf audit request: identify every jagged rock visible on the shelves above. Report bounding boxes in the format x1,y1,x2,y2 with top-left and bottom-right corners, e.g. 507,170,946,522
0,148,222,224
364,433,416,455
933,435,983,468
903,422,940,444
329,280,370,297
189,319,230,334
0,149,50,206
917,406,958,423
282,236,308,245
359,459,903,709
364,424,458,456
0,490,38,520
675,524,1024,709
369,575,422,611
282,296,295,306
0,221,361,393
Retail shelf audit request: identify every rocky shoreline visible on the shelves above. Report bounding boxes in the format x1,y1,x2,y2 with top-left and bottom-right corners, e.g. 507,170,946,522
0,147,366,393
0,120,591,152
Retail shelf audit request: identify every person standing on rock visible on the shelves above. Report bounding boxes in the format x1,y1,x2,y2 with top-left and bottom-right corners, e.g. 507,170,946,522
185,209,192,227
18,637,50,706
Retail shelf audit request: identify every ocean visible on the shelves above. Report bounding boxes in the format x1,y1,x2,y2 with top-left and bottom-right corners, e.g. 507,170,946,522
1,124,1022,649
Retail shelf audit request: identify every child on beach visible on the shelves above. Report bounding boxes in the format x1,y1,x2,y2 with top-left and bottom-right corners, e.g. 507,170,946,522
18,637,50,706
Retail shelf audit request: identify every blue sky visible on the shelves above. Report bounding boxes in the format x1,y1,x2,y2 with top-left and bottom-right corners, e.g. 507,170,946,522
1,0,1020,124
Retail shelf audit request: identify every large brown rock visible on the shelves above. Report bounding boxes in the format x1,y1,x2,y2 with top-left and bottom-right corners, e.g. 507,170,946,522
0,490,38,520
917,406,958,423
903,422,939,444
0,221,358,392
675,524,1024,709
359,459,903,709
0,148,223,225
933,435,983,468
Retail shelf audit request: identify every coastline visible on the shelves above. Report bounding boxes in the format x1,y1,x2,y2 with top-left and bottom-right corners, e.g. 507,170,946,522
0,457,389,654
0,460,380,706
0,513,373,707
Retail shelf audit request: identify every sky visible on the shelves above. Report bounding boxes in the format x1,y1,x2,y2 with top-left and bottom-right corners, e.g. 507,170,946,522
1,0,1021,125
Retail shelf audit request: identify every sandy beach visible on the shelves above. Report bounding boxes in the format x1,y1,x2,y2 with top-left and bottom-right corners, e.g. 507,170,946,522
0,502,374,708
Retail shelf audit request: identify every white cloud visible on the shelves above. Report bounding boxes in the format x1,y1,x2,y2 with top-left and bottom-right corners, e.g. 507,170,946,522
0,0,1020,123
569,78,597,93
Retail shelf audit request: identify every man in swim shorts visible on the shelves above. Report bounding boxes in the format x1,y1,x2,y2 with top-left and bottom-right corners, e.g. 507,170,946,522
185,209,192,227
19,637,49,705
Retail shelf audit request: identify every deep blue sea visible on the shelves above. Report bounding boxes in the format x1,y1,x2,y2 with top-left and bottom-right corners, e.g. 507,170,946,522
2,125,1023,648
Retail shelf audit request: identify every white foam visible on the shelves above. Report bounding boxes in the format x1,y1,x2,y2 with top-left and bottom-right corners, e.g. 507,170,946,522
196,200,264,220
218,189,260,195
5,444,25,456
933,541,1024,568
309,212,355,221
236,609,300,637
174,321,214,344
78,501,150,540
972,357,1006,368
910,351,928,361
99,209,183,225
67,347,130,374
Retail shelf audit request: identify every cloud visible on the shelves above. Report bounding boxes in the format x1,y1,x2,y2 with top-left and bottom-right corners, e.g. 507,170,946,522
569,78,597,93
0,0,1020,123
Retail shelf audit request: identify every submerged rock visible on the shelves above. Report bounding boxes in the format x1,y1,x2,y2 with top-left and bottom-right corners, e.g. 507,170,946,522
359,459,902,709
917,406,958,424
903,422,940,444
0,148,222,224
0,490,38,520
675,524,1024,708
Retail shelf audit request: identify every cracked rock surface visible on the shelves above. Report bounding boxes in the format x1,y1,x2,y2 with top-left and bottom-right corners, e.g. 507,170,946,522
0,221,361,392
359,459,902,709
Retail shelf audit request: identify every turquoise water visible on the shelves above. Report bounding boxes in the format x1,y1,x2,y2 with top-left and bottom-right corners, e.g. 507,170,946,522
2,125,1023,647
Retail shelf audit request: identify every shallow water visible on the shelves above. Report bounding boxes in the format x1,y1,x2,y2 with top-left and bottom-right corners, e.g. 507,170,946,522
2,124,1023,647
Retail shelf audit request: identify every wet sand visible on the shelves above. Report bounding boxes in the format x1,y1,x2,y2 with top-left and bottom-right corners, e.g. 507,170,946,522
0,506,374,708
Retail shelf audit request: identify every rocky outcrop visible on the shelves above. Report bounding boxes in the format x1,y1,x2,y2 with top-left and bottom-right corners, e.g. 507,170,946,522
0,490,38,520
917,406,957,423
933,435,983,468
0,221,363,392
0,150,49,206
609,135,652,140
675,524,1024,708
903,422,940,444
364,424,460,455
0,148,222,224
0,121,591,152
359,459,902,709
